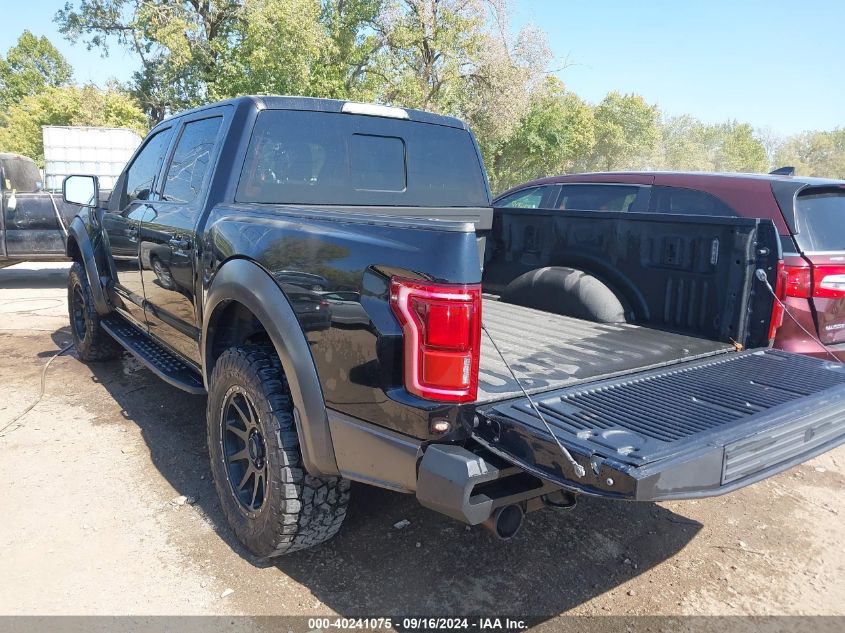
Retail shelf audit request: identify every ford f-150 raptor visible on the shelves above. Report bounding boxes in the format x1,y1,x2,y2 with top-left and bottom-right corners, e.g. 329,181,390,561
61,96,845,557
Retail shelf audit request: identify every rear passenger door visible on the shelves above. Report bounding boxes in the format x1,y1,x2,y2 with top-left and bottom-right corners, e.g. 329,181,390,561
553,183,650,212
140,109,226,364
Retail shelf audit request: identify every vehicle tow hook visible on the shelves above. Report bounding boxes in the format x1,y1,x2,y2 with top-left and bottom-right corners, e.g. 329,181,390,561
542,490,578,510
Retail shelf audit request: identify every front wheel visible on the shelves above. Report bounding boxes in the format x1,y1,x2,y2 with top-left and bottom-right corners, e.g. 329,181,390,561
67,261,122,361
207,345,350,557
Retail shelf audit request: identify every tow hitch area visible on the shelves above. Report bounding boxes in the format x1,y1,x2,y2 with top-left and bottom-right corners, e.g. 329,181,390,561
415,444,572,539
473,349,845,501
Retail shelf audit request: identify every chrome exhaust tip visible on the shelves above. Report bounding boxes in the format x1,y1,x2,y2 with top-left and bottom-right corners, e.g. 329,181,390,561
482,504,524,540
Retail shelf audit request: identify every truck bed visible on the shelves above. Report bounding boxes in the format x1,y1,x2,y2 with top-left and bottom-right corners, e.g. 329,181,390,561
478,297,734,403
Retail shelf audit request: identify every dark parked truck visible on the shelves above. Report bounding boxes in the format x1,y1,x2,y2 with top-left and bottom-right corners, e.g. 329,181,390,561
62,96,845,557
0,152,80,267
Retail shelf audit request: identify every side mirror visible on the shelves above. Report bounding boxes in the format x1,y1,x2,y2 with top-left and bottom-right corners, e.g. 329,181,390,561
63,175,100,206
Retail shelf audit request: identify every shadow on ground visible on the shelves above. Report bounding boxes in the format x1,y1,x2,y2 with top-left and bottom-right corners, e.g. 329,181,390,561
51,326,701,618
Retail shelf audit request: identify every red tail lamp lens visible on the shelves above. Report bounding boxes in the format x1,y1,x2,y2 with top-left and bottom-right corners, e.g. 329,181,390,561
389,277,481,403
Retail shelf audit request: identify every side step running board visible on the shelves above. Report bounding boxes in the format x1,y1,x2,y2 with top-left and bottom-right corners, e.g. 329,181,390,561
100,315,206,394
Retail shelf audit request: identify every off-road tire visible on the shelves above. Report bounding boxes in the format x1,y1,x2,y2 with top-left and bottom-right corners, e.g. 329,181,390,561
67,261,122,361
207,345,350,558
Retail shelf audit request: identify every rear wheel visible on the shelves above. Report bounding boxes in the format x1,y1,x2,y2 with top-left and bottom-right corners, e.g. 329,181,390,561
67,261,122,361
207,345,350,557
150,255,175,290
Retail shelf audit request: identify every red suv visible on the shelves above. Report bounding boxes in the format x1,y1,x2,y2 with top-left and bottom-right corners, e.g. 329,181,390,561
493,171,845,361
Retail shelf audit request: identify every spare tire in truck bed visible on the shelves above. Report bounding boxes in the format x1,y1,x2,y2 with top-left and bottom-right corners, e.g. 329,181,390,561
500,266,632,324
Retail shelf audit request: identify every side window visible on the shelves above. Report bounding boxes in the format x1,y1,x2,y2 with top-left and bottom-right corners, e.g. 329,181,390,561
557,184,641,212
648,186,738,217
120,128,173,209
162,117,223,204
495,187,548,209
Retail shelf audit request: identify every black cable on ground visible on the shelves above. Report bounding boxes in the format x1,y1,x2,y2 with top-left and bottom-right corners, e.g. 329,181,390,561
0,341,75,437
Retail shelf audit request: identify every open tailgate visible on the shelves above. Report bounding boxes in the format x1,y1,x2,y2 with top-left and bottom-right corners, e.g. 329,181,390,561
473,349,845,501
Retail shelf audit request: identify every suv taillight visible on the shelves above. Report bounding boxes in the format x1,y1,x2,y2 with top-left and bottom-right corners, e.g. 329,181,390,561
811,265,845,298
768,260,787,340
784,263,812,298
784,262,845,299
389,277,481,403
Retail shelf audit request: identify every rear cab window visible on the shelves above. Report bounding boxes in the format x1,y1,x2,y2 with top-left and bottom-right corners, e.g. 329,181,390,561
1,155,42,192
794,187,845,252
236,110,488,207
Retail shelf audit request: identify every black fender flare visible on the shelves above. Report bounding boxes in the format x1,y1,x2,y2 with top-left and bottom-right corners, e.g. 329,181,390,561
66,215,111,315
202,258,339,477
500,266,632,323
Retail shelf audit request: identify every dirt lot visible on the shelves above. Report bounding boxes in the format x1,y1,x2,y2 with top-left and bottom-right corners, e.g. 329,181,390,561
0,262,843,621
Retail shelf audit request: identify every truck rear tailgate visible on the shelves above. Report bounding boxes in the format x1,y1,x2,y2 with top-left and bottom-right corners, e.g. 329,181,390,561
474,349,845,500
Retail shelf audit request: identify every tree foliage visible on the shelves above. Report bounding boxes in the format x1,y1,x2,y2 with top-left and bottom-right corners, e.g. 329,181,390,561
0,30,73,110
660,117,769,174
34,1,845,187
487,77,594,191
0,85,147,166
774,130,845,179
586,92,661,171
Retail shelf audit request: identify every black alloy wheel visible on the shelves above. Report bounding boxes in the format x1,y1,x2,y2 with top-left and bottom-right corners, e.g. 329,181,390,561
221,388,269,515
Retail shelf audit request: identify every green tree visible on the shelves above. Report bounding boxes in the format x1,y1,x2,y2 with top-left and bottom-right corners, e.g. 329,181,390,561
0,30,73,109
659,115,720,171
774,129,845,179
212,0,382,101
585,91,660,171
717,122,768,172
0,85,147,165
56,1,383,121
658,116,769,173
57,0,243,121
487,77,594,192
371,0,551,184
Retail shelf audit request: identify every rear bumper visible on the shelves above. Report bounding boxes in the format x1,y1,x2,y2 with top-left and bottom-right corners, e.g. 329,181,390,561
327,410,561,525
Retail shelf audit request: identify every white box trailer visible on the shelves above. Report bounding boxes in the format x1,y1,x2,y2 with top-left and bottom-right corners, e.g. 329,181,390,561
42,126,143,191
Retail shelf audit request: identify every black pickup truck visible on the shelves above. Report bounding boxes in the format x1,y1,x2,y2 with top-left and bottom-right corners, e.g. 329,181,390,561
61,96,845,557
0,153,81,267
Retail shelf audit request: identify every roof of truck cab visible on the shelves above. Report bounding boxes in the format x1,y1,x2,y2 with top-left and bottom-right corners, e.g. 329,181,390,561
0,152,36,163
161,95,469,130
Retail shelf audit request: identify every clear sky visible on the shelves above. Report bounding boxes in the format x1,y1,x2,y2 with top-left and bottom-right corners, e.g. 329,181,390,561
2,0,842,136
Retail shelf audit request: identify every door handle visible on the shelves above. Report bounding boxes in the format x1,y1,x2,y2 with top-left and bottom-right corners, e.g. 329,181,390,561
169,237,190,249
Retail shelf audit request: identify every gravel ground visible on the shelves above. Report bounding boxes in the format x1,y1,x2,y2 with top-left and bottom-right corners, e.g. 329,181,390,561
0,262,843,622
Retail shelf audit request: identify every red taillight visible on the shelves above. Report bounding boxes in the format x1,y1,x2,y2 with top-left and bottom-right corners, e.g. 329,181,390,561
811,265,845,299
389,277,481,403
784,263,812,298
768,260,787,340
784,262,845,299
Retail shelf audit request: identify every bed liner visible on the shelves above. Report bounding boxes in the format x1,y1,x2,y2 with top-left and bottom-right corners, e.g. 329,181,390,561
478,297,733,404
